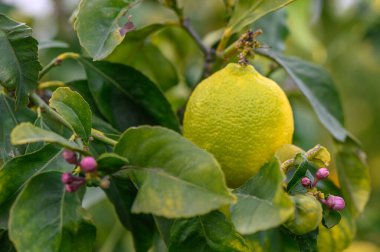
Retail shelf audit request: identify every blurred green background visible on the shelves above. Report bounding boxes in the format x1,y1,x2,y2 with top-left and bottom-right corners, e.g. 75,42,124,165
1,0,379,251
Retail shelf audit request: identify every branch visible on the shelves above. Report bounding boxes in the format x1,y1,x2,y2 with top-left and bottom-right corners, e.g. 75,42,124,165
181,18,210,56
180,18,216,77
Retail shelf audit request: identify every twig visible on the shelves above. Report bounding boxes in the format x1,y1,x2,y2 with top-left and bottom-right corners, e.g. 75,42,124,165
181,18,210,56
181,18,216,77
91,129,117,146
30,92,72,130
39,52,80,79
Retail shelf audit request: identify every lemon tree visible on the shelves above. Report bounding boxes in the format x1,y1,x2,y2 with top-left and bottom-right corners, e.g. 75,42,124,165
0,1,371,252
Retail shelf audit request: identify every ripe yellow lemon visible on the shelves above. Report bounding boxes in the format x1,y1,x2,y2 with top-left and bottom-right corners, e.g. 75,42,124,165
183,63,294,187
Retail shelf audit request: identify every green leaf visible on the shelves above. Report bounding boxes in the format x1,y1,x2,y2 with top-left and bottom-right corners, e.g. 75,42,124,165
114,126,236,218
49,87,92,142
335,137,371,217
107,32,179,91
104,176,155,252
284,228,318,252
38,40,69,50
151,27,203,89
65,80,103,118
97,152,128,174
244,228,299,251
0,145,71,228
169,211,252,252
154,216,173,246
259,50,347,141
226,0,294,35
317,211,355,252
92,115,121,138
78,58,180,132
0,93,36,161
286,154,314,193
9,171,96,252
0,231,16,252
0,14,41,108
231,158,294,234
252,9,289,52
74,0,132,60
322,206,341,229
25,116,47,153
10,122,83,152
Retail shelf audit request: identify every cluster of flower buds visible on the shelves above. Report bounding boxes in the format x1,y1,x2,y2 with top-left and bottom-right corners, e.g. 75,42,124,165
300,167,345,211
61,149,98,192
61,173,85,192
301,167,330,189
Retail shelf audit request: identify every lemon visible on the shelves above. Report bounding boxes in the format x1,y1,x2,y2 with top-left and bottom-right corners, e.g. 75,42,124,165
283,194,323,235
183,63,294,187
275,144,304,163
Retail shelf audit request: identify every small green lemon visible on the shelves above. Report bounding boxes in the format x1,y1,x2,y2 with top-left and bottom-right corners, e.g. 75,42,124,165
275,144,304,164
284,194,323,235
183,63,294,187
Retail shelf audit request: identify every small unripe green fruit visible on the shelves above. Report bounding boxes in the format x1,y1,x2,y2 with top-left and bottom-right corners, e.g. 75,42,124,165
275,144,304,163
283,194,323,235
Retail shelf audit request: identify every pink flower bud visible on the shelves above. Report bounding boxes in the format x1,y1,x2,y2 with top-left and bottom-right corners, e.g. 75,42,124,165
61,173,74,184
63,149,77,164
326,195,345,211
65,184,76,192
64,176,85,193
80,156,97,172
301,177,311,187
316,168,329,180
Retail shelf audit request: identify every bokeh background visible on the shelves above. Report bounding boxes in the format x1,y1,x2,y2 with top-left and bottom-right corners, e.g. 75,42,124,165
1,0,379,251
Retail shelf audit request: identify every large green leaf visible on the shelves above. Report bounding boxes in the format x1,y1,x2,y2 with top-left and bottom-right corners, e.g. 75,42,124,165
0,14,41,108
9,171,96,252
74,0,132,60
114,126,236,218
78,58,180,132
49,87,92,143
107,38,178,91
25,116,52,154
97,152,128,174
104,176,155,252
231,158,294,235
0,145,71,228
226,0,294,35
65,80,103,118
259,50,347,141
335,137,371,217
10,122,82,152
0,93,36,161
107,0,179,90
169,211,251,252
